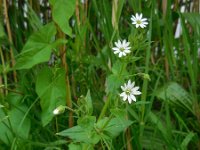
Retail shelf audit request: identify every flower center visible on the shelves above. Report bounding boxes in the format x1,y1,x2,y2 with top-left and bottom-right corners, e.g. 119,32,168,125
136,20,141,24
125,89,131,95
119,47,125,52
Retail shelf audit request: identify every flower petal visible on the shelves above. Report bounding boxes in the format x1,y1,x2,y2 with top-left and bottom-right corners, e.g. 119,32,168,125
121,86,126,91
114,50,120,54
122,94,127,101
130,94,136,102
120,92,126,97
122,52,126,56
133,91,142,95
125,42,130,47
136,13,139,19
140,24,144,28
127,95,132,103
139,13,143,20
142,22,148,25
127,80,132,86
124,50,131,53
131,15,136,21
132,21,137,25
141,18,147,21
112,47,119,51
123,39,127,46
133,86,139,91
119,52,123,57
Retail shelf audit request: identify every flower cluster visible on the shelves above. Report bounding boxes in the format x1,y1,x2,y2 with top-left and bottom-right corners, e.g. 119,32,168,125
112,13,148,58
111,13,147,103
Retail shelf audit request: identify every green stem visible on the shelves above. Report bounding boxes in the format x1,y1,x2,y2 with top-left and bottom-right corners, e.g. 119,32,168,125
139,1,153,143
98,94,111,122
98,60,126,122
55,117,58,133
126,103,132,150
101,114,113,130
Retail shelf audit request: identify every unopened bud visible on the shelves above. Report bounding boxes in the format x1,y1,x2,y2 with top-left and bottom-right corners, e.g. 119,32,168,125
53,105,65,115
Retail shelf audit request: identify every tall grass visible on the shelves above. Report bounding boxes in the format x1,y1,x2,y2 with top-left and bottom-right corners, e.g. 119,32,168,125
0,0,200,149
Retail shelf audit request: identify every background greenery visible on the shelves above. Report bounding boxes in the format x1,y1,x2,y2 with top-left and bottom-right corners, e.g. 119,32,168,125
0,0,200,149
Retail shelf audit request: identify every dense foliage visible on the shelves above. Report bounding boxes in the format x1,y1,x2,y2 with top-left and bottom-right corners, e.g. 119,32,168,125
0,0,200,149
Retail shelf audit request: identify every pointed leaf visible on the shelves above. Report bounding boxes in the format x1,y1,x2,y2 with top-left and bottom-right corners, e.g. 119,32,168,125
0,94,30,145
85,90,93,115
156,82,194,115
36,67,66,126
15,23,66,70
50,0,76,36
105,74,124,94
57,125,100,144
96,117,133,138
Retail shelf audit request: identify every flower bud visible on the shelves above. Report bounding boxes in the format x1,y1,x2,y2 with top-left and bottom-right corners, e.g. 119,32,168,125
53,105,65,115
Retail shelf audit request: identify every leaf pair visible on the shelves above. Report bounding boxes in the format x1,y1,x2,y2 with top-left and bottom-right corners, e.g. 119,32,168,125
56,109,133,148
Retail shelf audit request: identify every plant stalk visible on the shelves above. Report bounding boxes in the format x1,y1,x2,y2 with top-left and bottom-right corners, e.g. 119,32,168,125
57,28,73,127
3,0,17,83
98,94,111,122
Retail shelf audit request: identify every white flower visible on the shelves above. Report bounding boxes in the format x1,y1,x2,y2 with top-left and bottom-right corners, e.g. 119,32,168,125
131,13,148,28
120,80,141,104
53,105,65,115
112,40,131,57
53,109,59,115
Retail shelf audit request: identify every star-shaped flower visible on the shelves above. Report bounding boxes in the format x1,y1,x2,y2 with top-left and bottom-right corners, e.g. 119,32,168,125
120,80,141,104
112,39,131,57
131,13,148,28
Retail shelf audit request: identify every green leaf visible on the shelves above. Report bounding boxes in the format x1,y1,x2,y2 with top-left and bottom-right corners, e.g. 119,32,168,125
85,90,93,115
111,60,127,75
156,82,194,115
104,117,132,138
148,111,172,145
68,143,82,150
50,0,76,36
182,13,200,30
116,0,125,28
105,74,123,94
0,109,12,145
105,61,128,94
181,132,196,149
96,117,133,139
15,23,66,70
26,4,43,30
57,116,100,144
77,116,96,131
0,94,30,145
110,108,127,119
68,143,94,150
36,67,66,126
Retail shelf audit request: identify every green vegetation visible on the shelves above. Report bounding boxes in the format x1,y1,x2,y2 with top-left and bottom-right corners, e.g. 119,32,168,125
0,0,200,149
